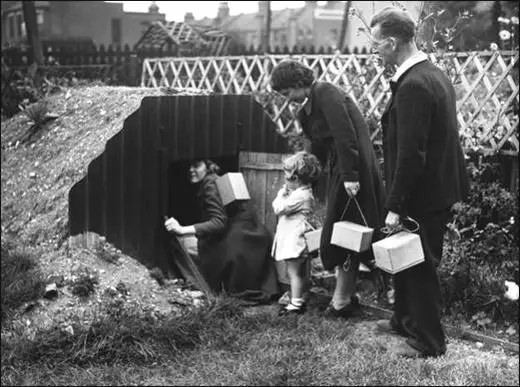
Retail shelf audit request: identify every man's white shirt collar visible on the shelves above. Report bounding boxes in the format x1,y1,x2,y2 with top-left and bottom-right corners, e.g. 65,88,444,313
392,51,428,82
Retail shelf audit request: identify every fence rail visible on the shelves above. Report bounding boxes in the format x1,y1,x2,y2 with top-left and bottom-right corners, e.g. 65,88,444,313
141,51,519,156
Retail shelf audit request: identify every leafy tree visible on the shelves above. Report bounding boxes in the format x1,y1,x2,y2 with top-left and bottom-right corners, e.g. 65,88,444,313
418,1,519,51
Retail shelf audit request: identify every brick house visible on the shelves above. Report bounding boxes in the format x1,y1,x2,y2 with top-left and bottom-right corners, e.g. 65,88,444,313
1,1,166,49
187,1,423,51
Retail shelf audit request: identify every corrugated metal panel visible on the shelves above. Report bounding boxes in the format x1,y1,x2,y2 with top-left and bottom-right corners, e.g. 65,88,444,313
69,95,288,273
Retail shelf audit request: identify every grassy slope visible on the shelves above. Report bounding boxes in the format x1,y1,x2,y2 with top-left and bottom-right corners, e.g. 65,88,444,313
1,86,519,386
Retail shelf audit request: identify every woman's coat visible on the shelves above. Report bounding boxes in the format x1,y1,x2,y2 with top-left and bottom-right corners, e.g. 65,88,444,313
299,81,387,270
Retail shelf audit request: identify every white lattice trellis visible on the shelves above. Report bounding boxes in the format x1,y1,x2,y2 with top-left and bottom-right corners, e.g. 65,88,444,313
141,51,519,155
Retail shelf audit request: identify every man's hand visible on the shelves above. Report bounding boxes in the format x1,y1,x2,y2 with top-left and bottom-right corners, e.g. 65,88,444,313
164,217,182,234
343,181,360,198
385,211,401,229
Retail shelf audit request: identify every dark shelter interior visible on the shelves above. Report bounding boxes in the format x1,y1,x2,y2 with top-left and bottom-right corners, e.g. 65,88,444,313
166,155,239,226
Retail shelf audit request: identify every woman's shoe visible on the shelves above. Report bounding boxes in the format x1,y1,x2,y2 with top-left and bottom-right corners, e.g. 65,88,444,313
322,296,361,319
278,291,291,306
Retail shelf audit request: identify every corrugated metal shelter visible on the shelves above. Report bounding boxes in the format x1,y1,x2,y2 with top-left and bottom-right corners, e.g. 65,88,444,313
68,94,288,274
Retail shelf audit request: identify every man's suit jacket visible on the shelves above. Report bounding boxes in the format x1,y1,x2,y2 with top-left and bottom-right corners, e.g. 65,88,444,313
381,60,470,216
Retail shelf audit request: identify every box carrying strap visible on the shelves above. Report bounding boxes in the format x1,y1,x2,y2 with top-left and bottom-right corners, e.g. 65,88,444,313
380,216,420,236
303,218,317,231
339,196,369,227
338,196,370,272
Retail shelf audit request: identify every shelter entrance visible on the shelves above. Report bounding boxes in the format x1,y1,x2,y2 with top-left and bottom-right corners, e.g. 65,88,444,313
167,155,239,226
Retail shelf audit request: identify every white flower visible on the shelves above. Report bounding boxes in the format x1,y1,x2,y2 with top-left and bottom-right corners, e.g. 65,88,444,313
512,16,519,25
500,30,512,40
490,42,499,50
509,216,515,225
504,281,519,301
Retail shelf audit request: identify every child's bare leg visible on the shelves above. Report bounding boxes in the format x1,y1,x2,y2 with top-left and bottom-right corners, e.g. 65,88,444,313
286,257,308,309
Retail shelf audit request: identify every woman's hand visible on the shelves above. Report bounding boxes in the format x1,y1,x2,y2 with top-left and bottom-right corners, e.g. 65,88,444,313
164,217,182,234
343,181,360,197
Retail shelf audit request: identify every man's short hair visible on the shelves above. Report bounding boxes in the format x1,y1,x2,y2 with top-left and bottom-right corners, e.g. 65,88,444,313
370,6,416,43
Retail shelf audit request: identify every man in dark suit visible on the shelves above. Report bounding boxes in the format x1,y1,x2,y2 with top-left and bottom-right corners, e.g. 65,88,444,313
369,7,470,357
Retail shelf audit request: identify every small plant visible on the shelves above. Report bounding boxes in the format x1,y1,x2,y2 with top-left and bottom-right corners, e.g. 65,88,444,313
20,100,49,126
95,242,120,265
1,238,45,322
70,270,99,299
18,100,57,144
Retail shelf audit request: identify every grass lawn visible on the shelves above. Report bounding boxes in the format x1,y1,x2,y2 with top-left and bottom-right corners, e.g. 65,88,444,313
2,296,518,386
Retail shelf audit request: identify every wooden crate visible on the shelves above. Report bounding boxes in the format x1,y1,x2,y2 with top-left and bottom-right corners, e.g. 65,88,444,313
372,231,424,274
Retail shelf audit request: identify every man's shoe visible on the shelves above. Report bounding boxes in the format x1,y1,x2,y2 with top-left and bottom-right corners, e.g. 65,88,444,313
322,296,361,319
375,319,410,338
387,341,424,358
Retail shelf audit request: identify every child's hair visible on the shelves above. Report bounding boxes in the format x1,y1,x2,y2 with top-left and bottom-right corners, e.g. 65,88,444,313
282,151,322,185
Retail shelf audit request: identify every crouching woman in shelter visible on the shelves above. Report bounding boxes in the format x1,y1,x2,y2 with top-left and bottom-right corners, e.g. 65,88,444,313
270,59,387,317
164,159,280,304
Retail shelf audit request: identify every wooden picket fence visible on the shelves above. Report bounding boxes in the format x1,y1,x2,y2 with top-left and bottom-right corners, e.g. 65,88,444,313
141,51,519,156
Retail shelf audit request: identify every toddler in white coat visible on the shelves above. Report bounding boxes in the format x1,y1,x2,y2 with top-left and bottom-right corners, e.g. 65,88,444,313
272,151,321,314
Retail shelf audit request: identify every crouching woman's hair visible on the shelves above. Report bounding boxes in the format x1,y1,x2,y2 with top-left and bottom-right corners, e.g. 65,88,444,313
270,60,316,92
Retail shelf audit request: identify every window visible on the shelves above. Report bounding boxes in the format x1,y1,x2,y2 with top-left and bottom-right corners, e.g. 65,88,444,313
111,18,122,45
16,12,23,37
8,14,15,38
36,10,44,24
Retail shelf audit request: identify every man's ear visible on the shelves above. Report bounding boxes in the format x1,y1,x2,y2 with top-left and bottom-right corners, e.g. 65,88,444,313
389,37,398,51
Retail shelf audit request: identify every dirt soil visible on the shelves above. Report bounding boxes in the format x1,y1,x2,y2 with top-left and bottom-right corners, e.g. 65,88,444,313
1,86,208,338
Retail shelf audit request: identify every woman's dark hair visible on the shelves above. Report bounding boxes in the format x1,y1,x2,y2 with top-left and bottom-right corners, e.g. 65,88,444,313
270,60,315,92
370,6,416,44
191,159,222,175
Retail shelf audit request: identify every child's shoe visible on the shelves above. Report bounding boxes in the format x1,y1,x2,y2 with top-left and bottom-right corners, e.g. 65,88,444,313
278,299,306,315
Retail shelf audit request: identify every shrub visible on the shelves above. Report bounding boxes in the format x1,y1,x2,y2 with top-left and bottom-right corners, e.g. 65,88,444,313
1,238,45,322
440,158,519,330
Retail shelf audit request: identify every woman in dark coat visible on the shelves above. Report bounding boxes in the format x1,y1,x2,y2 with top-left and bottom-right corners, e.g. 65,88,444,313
270,60,387,317
165,159,280,304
